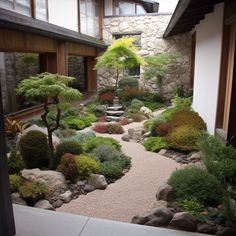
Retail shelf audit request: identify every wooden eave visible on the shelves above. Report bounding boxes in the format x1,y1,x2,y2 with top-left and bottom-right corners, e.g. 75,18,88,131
0,8,107,49
163,0,224,38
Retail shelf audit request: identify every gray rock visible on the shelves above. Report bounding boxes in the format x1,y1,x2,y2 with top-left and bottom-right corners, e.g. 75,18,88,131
88,174,108,189
143,132,151,138
11,193,27,206
156,184,175,202
106,110,124,116
140,106,153,116
197,223,217,234
107,106,123,111
84,184,95,192
191,151,202,160
76,181,86,187
21,169,67,192
59,190,72,203
131,210,155,225
122,134,130,142
52,199,64,208
34,200,55,211
175,156,183,163
158,149,167,155
152,200,168,209
128,127,146,141
170,212,197,232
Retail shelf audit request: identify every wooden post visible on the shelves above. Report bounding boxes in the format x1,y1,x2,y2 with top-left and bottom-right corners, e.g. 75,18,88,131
0,83,16,236
57,41,68,75
86,57,97,92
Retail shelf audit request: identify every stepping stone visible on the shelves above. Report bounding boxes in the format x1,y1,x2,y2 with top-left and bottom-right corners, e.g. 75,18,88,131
106,116,121,122
107,106,123,111
106,110,124,116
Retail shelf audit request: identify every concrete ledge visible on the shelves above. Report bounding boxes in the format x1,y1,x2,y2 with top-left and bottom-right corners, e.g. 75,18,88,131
14,205,210,236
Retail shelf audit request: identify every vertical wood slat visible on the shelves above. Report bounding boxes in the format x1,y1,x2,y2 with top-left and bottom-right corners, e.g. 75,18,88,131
0,83,16,236
86,57,97,92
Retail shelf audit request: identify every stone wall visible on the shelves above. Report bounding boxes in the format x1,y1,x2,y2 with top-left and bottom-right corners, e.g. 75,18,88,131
99,14,191,98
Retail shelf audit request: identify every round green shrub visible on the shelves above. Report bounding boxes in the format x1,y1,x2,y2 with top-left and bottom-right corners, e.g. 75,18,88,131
143,137,168,152
168,166,223,206
117,155,131,168
9,174,22,193
167,125,201,152
63,116,87,130
75,155,100,180
54,129,77,139
62,131,96,143
8,151,25,174
85,113,97,123
19,130,49,169
177,198,204,217
161,107,180,120
100,161,123,179
130,99,144,110
82,137,121,153
118,77,139,89
55,141,82,166
93,144,122,162
57,153,78,181
150,116,167,136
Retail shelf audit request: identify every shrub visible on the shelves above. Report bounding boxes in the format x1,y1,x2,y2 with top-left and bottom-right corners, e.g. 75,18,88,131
177,198,204,217
106,123,124,134
62,131,96,143
171,95,193,109
55,141,82,166
121,87,149,101
129,112,146,122
117,154,131,168
130,99,144,110
63,116,87,130
89,104,106,117
168,108,206,131
54,129,77,139
118,77,139,89
143,101,161,111
161,107,179,120
19,181,48,206
93,123,107,133
75,155,100,180
120,117,129,126
199,133,236,186
83,136,121,153
154,122,171,137
99,92,114,104
93,144,122,162
100,161,123,179
150,116,167,136
143,137,168,152
144,119,153,130
9,174,22,193
57,153,78,181
98,86,115,95
152,93,165,103
19,130,48,169
167,125,201,152
168,166,223,206
8,151,25,174
85,113,97,123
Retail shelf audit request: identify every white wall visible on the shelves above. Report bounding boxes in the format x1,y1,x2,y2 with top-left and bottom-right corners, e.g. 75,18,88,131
192,3,224,134
48,0,78,32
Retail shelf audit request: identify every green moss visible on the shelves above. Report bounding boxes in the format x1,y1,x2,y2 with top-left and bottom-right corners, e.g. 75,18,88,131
9,174,22,193
143,137,168,152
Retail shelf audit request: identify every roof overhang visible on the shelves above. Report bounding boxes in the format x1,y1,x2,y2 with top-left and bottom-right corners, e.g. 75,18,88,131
163,0,224,38
137,0,159,13
0,8,107,49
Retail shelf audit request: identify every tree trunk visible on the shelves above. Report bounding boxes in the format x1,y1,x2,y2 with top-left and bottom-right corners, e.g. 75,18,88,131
47,130,54,169
115,69,119,96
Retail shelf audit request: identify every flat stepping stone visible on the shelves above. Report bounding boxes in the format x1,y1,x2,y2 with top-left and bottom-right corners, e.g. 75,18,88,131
107,106,123,111
106,116,121,122
106,110,124,116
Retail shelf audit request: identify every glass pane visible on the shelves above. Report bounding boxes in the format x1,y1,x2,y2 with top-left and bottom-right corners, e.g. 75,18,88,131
36,0,47,21
16,0,31,16
0,0,14,9
80,0,86,14
80,14,87,34
119,1,134,15
136,4,146,14
104,0,113,16
87,0,93,17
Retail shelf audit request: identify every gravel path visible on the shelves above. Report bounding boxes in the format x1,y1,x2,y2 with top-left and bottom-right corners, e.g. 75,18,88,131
58,116,180,223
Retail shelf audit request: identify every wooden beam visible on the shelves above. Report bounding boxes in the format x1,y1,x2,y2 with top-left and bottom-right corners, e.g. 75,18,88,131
67,42,97,57
57,42,68,75
0,83,16,236
86,57,97,92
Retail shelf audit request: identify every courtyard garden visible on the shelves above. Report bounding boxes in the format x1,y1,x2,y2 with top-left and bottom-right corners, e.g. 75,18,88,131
5,38,236,236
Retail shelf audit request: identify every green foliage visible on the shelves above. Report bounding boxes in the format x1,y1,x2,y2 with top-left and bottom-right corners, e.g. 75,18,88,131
57,153,78,181
54,129,77,139
8,151,25,174
128,111,146,122
199,133,236,186
88,104,106,117
9,174,22,193
171,95,193,109
100,161,123,179
93,144,122,162
17,72,82,101
19,181,48,200
168,166,223,206
143,101,162,111
144,119,153,130
55,141,82,166
150,115,167,136
143,137,168,152
83,136,121,153
75,155,100,180
144,54,177,89
98,86,116,95
177,198,204,217
161,107,179,120
118,77,139,89
19,130,49,169
167,125,201,152
223,193,236,222
106,122,124,134
117,155,131,168
130,99,144,110
62,131,96,143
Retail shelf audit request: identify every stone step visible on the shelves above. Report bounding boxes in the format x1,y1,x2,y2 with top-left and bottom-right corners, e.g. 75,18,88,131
107,105,123,111
106,110,124,116
106,116,121,122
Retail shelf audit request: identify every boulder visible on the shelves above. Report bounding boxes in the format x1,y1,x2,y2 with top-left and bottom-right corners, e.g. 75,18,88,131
158,149,167,155
156,184,175,202
152,200,168,209
34,200,55,211
190,151,202,160
128,127,145,141
88,174,108,190
197,223,217,234
22,124,61,147
21,169,67,192
59,190,72,203
132,210,155,225
11,193,27,206
140,106,153,117
84,184,95,193
122,134,130,142
170,212,197,232
52,199,64,208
